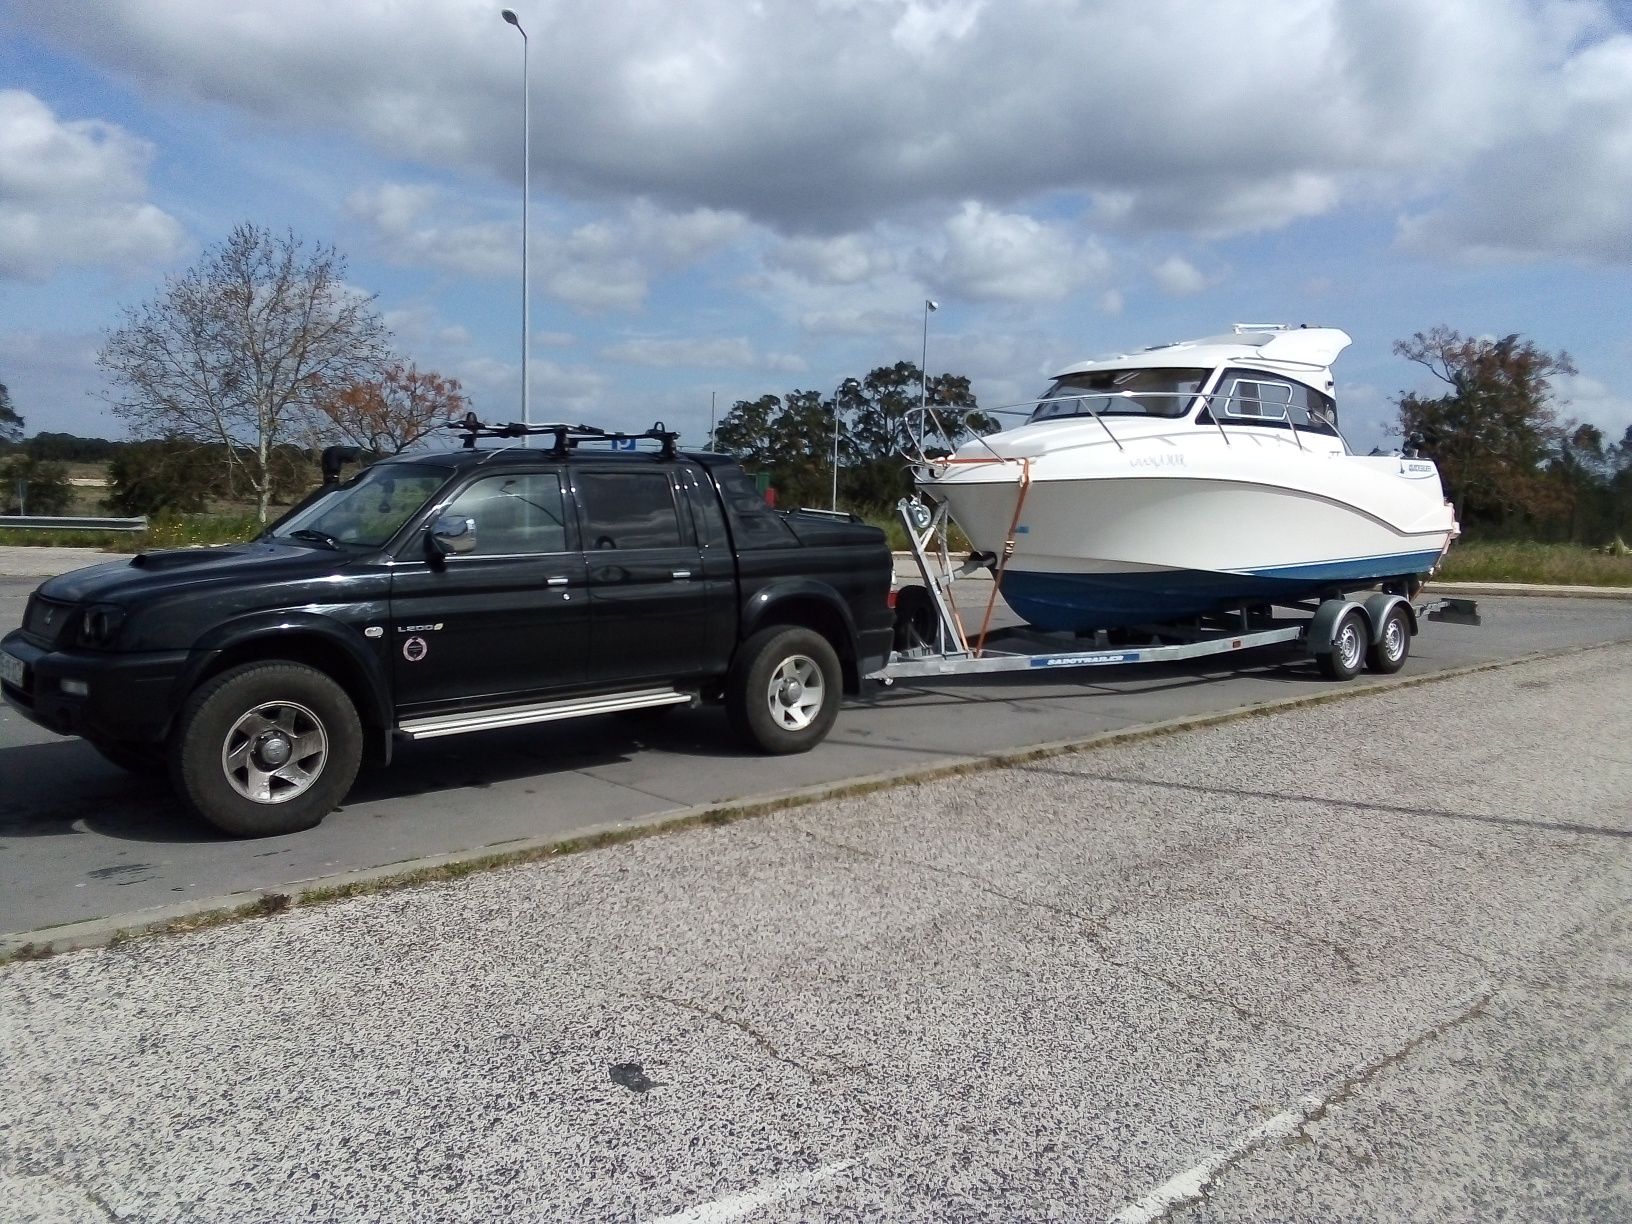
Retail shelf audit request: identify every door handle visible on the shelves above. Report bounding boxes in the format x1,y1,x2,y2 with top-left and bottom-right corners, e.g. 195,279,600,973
546,576,570,586
672,570,692,579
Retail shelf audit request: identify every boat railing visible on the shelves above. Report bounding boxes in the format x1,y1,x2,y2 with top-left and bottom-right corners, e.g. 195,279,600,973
903,387,1342,468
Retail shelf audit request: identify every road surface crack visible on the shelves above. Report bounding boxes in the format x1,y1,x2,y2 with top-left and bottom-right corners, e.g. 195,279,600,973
1107,985,1497,1223
1243,911,1363,980
640,991,833,1082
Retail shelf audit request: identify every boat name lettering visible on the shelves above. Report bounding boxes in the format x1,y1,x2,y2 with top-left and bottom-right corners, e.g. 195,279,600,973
1403,462,1433,473
1128,454,1185,469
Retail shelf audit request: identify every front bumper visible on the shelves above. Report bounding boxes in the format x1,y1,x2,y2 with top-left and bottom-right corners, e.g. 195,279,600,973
0,630,194,745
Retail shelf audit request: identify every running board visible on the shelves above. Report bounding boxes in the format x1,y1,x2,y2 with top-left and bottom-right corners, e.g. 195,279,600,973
398,688,692,740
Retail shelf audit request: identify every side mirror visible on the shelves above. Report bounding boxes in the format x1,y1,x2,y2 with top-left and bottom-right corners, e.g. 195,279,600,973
429,514,476,555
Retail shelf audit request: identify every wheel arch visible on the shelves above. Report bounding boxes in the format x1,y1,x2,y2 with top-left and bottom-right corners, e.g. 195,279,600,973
738,583,861,692
181,616,393,766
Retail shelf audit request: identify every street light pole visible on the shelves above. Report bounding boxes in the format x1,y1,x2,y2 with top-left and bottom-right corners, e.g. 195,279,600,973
920,299,938,411
501,9,531,444
833,377,857,512
920,299,937,450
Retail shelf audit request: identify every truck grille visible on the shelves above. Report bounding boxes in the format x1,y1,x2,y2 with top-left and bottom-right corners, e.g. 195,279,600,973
22,596,78,647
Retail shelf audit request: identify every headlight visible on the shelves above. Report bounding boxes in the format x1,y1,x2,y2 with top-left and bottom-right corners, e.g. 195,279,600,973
78,604,127,649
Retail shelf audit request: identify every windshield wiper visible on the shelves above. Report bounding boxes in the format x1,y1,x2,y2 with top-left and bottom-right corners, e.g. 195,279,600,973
288,528,342,550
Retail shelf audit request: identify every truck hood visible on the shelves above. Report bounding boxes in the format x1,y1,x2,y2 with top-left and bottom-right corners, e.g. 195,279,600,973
37,541,366,606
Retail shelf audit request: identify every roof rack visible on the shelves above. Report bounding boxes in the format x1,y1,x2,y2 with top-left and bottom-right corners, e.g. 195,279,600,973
443,412,680,459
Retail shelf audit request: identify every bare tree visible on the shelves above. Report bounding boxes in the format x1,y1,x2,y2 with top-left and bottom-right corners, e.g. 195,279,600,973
99,224,392,521
314,362,468,456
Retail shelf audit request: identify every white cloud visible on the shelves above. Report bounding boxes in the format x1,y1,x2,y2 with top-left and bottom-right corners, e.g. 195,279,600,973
769,233,897,285
1398,33,1632,262
0,90,185,281
929,202,1109,303
1557,371,1632,441
350,183,745,312
1152,254,1208,296
21,0,1631,253
601,336,808,373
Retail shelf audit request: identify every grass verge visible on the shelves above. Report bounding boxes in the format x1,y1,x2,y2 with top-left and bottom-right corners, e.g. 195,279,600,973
1440,540,1632,587
0,513,264,552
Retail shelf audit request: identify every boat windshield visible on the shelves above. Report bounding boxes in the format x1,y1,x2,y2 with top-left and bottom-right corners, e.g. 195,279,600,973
1028,367,1209,422
268,463,449,549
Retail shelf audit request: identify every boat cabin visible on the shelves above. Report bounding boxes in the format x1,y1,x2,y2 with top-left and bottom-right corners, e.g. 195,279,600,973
1028,324,1348,442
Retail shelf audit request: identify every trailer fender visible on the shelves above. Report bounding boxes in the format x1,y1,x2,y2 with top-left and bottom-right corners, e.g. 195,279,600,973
1358,591,1418,642
1307,597,1364,655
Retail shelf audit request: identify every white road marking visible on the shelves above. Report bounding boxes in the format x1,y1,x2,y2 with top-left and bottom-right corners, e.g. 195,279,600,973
645,1160,853,1224
1107,986,1494,1223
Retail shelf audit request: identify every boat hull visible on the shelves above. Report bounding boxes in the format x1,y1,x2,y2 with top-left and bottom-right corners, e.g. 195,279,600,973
918,463,1456,631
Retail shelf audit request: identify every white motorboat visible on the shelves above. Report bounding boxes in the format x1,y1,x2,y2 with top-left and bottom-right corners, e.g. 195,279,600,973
912,325,1459,632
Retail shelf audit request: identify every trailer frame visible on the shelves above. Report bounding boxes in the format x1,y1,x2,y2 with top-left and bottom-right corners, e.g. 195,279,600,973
872,498,1479,684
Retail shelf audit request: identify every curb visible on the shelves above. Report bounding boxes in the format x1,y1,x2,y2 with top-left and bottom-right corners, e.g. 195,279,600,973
5,635,1627,965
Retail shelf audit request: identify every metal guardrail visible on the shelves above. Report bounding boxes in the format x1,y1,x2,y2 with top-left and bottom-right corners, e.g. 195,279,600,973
0,515,148,532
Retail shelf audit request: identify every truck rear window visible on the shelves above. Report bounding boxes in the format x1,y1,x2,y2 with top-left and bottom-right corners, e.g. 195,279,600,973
715,467,798,549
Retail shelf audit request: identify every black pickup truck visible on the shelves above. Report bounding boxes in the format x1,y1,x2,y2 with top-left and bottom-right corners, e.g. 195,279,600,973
0,422,894,838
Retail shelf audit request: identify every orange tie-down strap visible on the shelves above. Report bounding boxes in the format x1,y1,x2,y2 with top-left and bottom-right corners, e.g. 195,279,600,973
925,457,1030,656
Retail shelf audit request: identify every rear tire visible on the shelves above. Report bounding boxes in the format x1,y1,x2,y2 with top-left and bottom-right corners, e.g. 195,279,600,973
170,662,362,837
726,626,842,754
1317,607,1367,681
1365,605,1411,674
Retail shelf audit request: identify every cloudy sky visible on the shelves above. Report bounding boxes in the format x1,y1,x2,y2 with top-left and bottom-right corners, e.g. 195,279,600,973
2,0,1629,454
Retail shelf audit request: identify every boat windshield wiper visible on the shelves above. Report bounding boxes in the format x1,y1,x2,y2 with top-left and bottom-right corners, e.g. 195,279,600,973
287,528,342,550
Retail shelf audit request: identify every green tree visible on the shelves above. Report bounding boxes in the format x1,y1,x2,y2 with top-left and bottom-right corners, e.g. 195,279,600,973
99,223,392,522
0,381,23,446
715,364,992,512
104,440,221,516
1394,328,1576,533
0,454,74,515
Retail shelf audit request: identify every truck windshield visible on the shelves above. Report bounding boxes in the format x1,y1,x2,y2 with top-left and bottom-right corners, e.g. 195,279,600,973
1028,367,1209,422
269,464,448,549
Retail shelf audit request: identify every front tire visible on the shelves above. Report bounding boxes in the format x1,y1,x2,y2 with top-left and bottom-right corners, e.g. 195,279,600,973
1366,605,1412,674
727,626,842,754
170,662,362,837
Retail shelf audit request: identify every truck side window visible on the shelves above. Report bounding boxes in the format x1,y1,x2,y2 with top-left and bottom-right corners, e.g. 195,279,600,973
713,466,798,549
576,470,683,550
444,472,568,555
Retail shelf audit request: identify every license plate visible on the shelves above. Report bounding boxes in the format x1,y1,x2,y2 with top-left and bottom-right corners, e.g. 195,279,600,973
0,650,24,688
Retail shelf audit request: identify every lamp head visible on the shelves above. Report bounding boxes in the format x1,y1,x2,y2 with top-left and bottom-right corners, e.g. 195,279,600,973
501,9,521,26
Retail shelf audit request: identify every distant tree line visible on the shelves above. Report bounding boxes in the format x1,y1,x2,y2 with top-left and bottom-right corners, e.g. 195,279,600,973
1395,327,1632,546
714,361,993,511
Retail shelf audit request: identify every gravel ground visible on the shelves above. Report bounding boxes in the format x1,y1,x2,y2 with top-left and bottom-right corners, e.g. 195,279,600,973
2,645,1629,1223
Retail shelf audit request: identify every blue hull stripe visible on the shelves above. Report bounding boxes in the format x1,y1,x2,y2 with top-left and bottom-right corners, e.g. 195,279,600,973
998,550,1444,632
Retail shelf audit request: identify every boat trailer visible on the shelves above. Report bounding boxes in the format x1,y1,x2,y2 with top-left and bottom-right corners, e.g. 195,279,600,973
872,497,1480,685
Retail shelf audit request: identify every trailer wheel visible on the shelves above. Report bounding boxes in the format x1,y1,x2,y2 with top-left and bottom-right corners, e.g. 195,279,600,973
893,584,936,651
1317,607,1367,680
171,662,362,837
727,626,840,755
1366,604,1411,674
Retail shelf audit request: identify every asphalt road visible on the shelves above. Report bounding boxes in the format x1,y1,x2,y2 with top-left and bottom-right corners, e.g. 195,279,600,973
3,644,1628,1222
2,567,1630,940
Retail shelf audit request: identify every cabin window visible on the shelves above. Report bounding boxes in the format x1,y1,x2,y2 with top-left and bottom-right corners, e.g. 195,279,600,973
1203,372,1340,435
1028,367,1208,422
